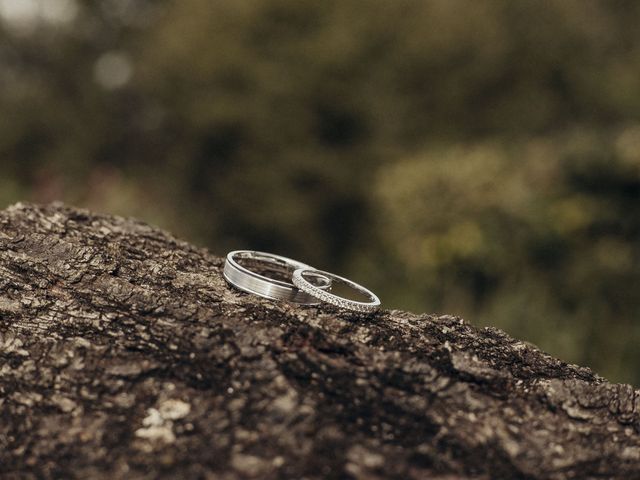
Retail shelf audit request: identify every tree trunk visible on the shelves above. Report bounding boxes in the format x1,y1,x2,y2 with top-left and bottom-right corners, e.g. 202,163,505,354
0,202,638,479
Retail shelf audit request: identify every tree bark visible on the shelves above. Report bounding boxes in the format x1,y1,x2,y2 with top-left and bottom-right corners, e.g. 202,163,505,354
0,202,638,480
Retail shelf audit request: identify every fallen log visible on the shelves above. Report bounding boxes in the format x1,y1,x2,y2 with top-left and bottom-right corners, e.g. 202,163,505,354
0,203,638,479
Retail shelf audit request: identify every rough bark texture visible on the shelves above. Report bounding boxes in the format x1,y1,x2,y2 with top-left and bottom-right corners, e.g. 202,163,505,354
0,202,639,480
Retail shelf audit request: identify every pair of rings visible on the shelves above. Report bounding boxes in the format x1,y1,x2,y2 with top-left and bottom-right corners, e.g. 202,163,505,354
223,250,381,313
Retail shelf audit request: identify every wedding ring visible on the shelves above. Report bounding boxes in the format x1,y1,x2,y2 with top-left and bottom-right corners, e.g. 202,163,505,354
223,251,331,304
292,268,381,313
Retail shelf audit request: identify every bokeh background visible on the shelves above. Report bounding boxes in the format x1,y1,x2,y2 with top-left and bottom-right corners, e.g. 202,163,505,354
1,0,639,385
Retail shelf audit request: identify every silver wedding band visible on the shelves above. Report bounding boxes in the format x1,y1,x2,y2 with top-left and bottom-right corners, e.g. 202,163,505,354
223,250,330,304
292,268,381,313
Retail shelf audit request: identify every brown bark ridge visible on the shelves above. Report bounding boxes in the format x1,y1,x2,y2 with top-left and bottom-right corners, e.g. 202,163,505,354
0,202,639,480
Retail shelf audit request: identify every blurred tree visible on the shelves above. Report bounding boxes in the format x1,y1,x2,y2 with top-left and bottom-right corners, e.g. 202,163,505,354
374,131,640,382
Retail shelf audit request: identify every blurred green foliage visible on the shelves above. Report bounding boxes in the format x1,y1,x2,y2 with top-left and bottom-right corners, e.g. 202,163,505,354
0,0,638,384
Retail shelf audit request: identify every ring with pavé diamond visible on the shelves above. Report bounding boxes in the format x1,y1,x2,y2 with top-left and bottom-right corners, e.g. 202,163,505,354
223,250,331,305
292,267,381,313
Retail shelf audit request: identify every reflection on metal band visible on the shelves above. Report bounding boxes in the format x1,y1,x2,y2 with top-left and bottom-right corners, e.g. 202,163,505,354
223,250,330,304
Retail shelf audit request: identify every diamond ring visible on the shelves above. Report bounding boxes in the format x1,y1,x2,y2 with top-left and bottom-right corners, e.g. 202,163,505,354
292,268,381,313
